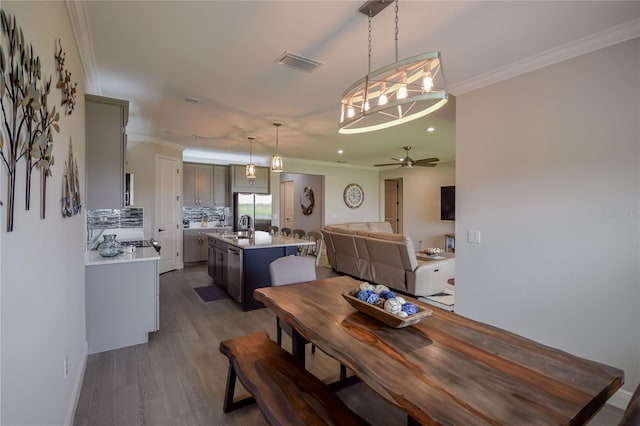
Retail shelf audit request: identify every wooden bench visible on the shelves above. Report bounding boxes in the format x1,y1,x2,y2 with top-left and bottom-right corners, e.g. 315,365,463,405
219,331,368,426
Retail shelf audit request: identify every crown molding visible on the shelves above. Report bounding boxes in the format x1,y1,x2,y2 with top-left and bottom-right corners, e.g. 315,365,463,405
65,0,101,94
449,18,640,96
128,135,186,151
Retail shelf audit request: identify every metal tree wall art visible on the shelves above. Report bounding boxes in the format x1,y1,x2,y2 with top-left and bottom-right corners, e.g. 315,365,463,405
54,39,77,115
31,78,57,219
0,10,58,231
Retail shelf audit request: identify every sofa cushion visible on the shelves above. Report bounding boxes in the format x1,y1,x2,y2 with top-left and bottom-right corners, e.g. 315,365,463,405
367,221,393,233
330,231,369,279
345,222,369,231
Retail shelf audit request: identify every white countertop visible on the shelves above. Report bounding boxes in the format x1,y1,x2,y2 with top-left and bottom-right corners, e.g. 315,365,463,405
85,246,160,266
208,231,315,249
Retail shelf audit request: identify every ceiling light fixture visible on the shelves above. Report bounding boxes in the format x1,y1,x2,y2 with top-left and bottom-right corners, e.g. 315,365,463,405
271,122,284,172
246,137,256,181
338,0,448,134
427,127,435,132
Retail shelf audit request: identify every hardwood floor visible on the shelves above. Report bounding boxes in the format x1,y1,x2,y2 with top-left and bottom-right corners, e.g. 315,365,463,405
74,264,624,425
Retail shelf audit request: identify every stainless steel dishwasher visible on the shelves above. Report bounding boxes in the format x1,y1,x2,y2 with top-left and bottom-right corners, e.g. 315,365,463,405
227,246,242,303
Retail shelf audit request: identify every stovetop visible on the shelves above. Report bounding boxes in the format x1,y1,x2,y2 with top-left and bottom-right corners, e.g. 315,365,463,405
119,239,152,248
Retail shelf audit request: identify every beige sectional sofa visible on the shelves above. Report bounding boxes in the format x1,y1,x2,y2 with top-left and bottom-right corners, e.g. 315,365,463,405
321,222,453,297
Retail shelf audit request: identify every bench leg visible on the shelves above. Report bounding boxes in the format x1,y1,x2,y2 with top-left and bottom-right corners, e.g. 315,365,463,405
222,361,255,413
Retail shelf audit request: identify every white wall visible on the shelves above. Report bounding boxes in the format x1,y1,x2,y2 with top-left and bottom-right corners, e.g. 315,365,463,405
380,161,455,249
270,159,381,225
456,38,640,396
1,2,88,424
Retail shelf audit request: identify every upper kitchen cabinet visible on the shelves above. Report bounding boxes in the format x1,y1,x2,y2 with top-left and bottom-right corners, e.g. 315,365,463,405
213,165,229,207
86,94,129,210
230,165,269,194
184,163,213,206
183,163,229,207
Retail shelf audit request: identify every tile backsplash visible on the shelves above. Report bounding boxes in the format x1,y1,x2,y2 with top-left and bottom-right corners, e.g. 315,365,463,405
182,206,231,225
87,208,144,230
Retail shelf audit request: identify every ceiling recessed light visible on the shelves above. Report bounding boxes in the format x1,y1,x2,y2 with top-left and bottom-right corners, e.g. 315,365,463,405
337,149,344,154
426,127,435,132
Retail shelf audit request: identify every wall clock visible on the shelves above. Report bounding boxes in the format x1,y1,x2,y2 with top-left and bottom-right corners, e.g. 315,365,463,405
343,183,364,209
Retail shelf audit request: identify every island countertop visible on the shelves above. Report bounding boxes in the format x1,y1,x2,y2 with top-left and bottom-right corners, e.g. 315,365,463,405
207,230,315,249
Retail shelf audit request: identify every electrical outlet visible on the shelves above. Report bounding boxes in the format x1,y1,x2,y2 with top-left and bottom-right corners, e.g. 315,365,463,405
64,356,69,378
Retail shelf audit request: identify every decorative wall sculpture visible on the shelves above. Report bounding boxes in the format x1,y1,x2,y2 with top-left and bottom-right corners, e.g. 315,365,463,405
300,186,314,215
62,138,80,217
55,39,77,115
0,10,59,231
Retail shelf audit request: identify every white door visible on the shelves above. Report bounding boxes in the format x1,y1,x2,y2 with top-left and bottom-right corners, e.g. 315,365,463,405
156,156,180,273
281,180,295,230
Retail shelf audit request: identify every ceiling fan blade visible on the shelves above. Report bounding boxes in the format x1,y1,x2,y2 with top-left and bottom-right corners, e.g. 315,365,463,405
416,163,437,167
414,157,440,166
374,162,402,167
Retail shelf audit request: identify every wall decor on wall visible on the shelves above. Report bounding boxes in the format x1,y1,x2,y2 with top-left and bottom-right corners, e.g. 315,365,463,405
55,39,77,115
0,10,58,231
62,138,80,218
343,183,364,209
300,186,314,215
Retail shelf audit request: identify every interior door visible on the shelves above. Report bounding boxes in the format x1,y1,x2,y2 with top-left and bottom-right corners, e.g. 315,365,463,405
384,178,403,234
156,156,180,273
281,180,295,230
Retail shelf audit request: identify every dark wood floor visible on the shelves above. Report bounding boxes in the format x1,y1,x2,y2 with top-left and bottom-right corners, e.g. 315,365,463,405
74,264,624,425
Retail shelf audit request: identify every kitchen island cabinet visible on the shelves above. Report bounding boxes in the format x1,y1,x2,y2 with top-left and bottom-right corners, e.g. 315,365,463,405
85,248,159,354
207,232,314,311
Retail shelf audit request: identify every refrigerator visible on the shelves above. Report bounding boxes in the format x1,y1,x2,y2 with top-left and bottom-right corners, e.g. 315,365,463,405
233,193,273,232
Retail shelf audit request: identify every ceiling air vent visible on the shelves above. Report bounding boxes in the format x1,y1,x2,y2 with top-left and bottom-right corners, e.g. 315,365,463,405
275,51,323,73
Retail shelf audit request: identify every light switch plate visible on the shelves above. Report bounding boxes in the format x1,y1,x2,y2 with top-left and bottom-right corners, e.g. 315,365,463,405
468,230,481,244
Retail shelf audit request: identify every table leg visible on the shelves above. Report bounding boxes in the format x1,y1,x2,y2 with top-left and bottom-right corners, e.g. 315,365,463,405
291,329,307,365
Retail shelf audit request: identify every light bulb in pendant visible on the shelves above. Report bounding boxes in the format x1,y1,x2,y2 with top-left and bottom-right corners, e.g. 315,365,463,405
423,72,433,92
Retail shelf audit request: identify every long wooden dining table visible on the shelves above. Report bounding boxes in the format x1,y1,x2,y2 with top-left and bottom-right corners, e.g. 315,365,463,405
254,275,624,425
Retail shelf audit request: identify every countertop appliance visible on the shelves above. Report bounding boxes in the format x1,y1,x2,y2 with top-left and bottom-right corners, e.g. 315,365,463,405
233,193,272,232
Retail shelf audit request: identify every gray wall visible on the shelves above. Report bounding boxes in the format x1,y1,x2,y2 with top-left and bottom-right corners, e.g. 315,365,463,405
455,38,640,397
1,2,88,424
279,172,324,232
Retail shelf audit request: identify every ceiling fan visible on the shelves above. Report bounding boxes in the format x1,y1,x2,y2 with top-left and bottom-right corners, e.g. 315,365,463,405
374,146,439,168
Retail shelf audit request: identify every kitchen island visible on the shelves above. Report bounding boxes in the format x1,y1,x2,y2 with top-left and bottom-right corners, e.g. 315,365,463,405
207,231,314,311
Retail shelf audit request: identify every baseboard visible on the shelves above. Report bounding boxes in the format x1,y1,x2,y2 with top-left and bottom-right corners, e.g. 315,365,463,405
64,340,88,426
608,387,633,410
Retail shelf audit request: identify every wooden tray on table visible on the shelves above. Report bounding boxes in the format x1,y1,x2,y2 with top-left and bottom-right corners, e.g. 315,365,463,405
342,290,432,328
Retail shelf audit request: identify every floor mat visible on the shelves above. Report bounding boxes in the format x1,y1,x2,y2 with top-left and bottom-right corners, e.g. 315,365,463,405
193,285,228,303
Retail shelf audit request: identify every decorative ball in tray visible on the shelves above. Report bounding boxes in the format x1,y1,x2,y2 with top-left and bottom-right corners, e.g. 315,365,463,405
342,282,432,328
423,247,444,256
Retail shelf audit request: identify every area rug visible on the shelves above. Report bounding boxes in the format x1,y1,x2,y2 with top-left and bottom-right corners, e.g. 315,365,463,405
423,284,455,307
193,285,229,303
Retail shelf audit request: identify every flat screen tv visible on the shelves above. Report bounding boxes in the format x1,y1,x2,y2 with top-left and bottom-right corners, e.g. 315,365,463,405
441,186,455,221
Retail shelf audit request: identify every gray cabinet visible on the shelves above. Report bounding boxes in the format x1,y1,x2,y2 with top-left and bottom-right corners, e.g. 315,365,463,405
85,94,129,209
86,258,159,354
230,165,269,194
213,165,229,206
183,163,213,206
183,229,209,263
184,163,229,207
